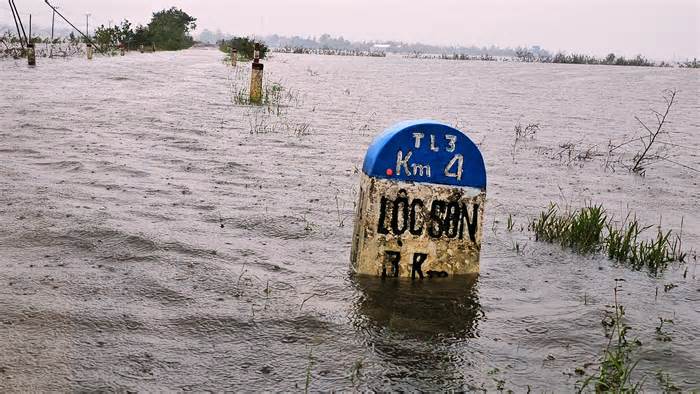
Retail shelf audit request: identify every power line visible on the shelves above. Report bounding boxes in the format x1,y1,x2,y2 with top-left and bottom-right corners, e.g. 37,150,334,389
42,0,105,54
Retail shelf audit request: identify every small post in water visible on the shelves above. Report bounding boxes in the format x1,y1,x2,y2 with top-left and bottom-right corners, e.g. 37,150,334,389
27,13,35,66
86,43,93,60
253,43,260,64
139,44,144,53
120,43,125,56
231,48,237,66
27,42,36,66
250,62,264,104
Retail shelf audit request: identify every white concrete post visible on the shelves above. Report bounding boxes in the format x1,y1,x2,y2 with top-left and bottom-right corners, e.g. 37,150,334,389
351,120,487,278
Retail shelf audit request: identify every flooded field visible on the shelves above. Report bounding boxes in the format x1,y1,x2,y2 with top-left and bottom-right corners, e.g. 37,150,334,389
1,48,699,391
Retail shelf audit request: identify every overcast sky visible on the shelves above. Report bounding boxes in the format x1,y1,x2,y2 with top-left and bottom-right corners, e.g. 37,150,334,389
2,0,698,59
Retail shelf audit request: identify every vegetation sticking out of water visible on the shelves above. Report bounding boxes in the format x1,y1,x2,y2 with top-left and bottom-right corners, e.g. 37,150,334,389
218,37,268,61
197,32,698,67
551,52,653,66
532,203,688,275
228,66,301,115
475,279,684,392
225,64,311,136
93,8,197,51
576,282,645,392
1,7,197,57
273,47,387,57
439,50,698,68
199,31,503,57
528,90,697,177
1,31,86,59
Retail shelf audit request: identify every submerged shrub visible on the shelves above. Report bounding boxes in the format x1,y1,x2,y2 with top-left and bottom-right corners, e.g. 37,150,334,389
219,37,268,60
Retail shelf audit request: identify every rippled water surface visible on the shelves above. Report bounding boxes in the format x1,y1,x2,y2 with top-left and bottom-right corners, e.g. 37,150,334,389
1,49,699,391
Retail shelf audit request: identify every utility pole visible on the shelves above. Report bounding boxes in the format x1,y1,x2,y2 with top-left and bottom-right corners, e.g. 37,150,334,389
51,8,56,40
85,12,91,38
27,13,35,65
50,6,58,57
43,1,105,54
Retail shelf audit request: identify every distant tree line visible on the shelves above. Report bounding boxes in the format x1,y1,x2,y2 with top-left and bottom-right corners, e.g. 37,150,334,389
274,47,386,57
514,49,656,67
93,7,196,51
197,30,533,57
438,49,697,68
209,32,700,68
438,53,496,61
553,52,653,66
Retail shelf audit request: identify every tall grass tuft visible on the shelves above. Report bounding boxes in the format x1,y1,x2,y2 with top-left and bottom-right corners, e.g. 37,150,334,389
533,203,606,254
606,214,645,263
533,203,687,275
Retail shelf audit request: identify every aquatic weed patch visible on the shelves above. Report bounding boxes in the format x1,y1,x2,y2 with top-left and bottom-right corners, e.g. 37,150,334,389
532,203,687,275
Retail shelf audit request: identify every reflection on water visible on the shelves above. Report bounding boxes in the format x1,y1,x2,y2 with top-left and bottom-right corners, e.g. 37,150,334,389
352,274,483,338
351,275,483,390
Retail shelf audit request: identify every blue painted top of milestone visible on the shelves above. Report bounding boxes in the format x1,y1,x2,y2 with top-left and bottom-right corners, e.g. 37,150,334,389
362,120,486,189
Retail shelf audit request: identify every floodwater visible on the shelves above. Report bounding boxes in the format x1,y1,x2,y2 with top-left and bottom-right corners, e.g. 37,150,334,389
1,48,699,391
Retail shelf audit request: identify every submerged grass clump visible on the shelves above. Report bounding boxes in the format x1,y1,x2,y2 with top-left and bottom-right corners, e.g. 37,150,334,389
533,203,606,254
532,203,687,275
228,66,302,115
606,217,685,275
233,80,297,115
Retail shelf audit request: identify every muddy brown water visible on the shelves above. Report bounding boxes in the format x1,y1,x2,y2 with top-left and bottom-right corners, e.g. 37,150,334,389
1,48,699,391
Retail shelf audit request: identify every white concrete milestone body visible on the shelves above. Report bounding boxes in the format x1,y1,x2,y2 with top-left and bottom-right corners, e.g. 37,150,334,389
351,120,487,278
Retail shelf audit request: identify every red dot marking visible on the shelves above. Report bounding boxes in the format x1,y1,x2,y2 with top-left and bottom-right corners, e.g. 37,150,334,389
386,168,394,176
